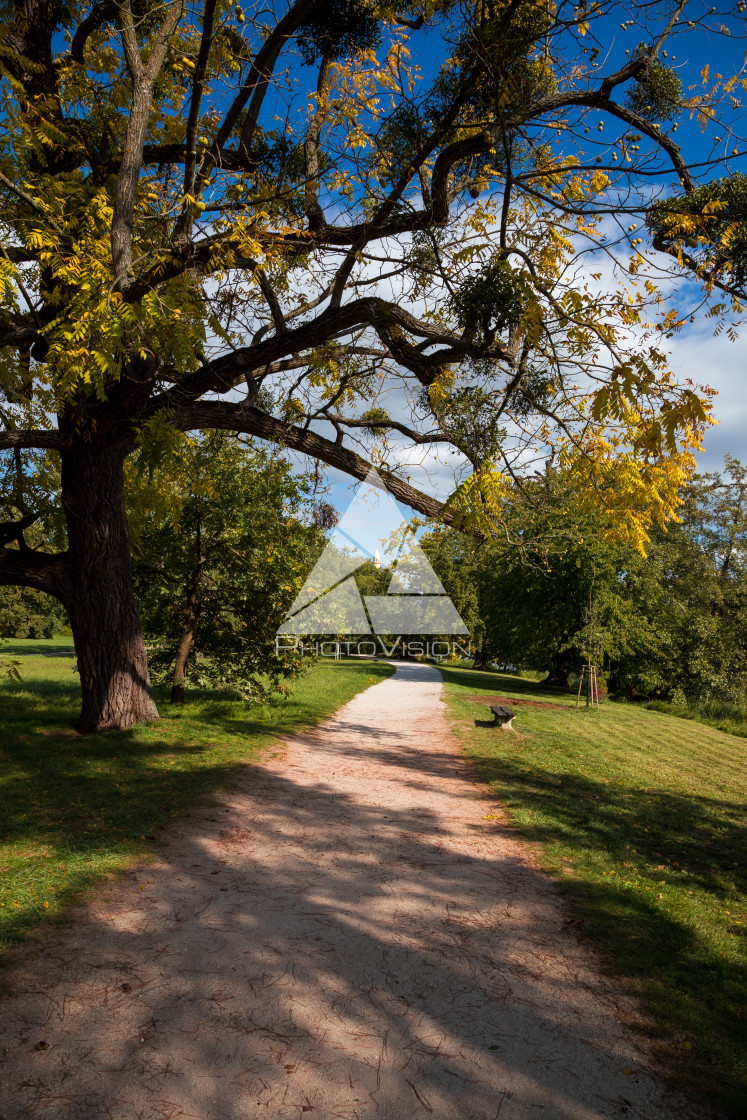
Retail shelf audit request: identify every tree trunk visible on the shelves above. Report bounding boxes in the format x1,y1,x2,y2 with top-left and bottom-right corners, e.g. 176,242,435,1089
542,647,573,689
171,572,202,705
61,442,159,732
171,514,205,705
170,630,193,705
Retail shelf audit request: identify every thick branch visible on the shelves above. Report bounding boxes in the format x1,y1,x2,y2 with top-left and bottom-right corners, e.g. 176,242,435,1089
0,429,68,451
142,143,255,170
172,401,451,522
0,546,69,601
151,297,511,407
71,3,109,65
112,0,183,287
0,513,37,547
176,0,218,239
304,56,331,228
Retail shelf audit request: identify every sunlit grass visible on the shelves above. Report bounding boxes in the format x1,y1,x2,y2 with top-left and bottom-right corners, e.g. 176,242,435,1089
0,643,393,962
440,665,747,1119
646,694,747,740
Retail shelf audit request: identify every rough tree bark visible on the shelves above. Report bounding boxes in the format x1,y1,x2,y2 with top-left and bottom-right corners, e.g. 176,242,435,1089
60,442,158,732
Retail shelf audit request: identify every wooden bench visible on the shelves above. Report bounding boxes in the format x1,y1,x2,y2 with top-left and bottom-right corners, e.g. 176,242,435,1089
489,704,517,731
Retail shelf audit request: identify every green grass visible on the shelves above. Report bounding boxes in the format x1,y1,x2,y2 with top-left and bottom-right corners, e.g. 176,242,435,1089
645,695,747,740
0,642,393,962
440,665,747,1118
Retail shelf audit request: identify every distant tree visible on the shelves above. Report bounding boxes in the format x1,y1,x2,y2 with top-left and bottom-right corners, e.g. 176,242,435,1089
427,457,747,702
0,447,68,637
129,433,319,704
418,527,487,663
312,502,339,532
611,458,747,701
0,584,67,639
424,472,638,685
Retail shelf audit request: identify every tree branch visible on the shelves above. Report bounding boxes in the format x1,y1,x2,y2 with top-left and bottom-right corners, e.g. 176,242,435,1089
150,296,511,408
171,401,452,522
0,513,38,547
112,0,184,287
176,0,219,239
304,55,331,229
0,546,69,601
194,0,314,198
0,430,69,451
71,3,109,65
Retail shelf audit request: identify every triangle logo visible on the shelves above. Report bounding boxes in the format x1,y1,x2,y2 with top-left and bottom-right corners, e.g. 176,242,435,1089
278,468,469,636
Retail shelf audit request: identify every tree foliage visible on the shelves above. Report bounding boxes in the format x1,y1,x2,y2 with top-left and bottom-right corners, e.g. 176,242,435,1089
648,174,747,294
129,433,320,701
425,457,747,703
0,584,67,637
625,43,683,122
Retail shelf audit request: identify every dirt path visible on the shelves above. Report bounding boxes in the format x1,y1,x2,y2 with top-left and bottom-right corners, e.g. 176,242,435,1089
0,663,707,1120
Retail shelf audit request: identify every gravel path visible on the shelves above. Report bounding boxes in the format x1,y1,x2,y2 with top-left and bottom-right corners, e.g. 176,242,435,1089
0,662,708,1120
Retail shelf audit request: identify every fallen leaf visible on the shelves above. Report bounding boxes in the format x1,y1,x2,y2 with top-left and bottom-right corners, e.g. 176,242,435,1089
620,1068,636,1075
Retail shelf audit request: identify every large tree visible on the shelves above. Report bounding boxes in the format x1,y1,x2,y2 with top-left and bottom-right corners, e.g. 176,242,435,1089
0,0,743,729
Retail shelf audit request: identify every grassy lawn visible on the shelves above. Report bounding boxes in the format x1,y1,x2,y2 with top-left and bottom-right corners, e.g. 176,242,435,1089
0,641,393,964
440,665,747,1119
646,695,747,740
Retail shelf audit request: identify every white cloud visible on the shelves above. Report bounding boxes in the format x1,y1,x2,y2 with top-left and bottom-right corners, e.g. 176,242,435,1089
667,328,747,471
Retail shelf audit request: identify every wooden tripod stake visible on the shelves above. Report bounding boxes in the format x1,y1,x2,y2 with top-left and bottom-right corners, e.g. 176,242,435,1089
576,664,600,709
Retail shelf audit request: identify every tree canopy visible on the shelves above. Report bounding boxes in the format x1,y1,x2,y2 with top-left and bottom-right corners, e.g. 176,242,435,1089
424,456,747,703
1,0,745,728
130,431,320,702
